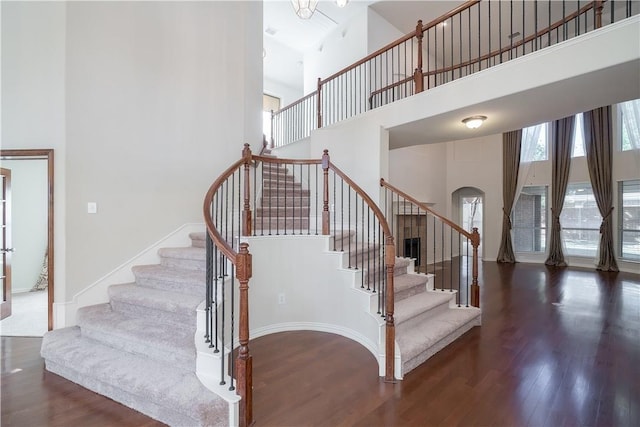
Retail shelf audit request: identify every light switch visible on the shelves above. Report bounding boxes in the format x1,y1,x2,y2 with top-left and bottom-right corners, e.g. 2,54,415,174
87,202,97,214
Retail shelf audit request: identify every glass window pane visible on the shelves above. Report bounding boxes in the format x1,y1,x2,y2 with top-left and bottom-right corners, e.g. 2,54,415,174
572,113,585,157
561,182,600,257
620,99,640,151
620,180,640,260
512,186,547,252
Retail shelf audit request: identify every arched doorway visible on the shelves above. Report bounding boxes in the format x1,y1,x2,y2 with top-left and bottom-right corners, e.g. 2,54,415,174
452,187,484,259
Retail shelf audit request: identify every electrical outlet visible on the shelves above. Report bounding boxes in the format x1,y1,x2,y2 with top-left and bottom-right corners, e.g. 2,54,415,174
87,202,97,214
330,203,335,212
278,293,286,305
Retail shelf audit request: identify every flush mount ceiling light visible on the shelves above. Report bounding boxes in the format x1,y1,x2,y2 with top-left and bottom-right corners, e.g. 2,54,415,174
291,0,319,19
462,115,487,129
336,0,349,7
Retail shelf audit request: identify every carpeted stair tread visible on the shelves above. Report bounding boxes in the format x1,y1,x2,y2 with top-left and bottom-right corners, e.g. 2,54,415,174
397,307,481,375
132,264,205,297
394,290,454,326
77,304,196,371
41,327,228,426
394,273,428,295
108,283,203,325
189,232,206,248
158,247,206,273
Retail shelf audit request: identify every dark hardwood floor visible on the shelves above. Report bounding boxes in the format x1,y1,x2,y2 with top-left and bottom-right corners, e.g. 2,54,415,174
2,262,639,426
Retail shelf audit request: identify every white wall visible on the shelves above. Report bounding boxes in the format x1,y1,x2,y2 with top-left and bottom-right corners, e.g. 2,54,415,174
264,78,303,109
367,8,404,53
303,11,368,93
63,1,262,302
2,1,262,319
1,1,67,304
0,159,48,293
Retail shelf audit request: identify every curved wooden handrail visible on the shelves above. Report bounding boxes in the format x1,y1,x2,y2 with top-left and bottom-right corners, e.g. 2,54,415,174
202,156,247,263
380,178,473,240
331,164,394,239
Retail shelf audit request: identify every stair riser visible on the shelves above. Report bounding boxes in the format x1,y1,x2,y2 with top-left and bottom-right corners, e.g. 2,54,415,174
395,282,427,302
110,299,196,328
255,207,310,216
262,189,310,198
80,326,195,372
160,257,206,272
396,301,451,332
259,197,310,208
254,218,310,230
134,275,204,298
43,360,202,427
401,315,481,376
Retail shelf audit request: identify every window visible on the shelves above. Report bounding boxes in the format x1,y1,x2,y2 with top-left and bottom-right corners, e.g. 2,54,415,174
619,180,640,261
572,113,585,157
619,99,640,151
521,123,548,162
512,186,547,252
560,183,601,257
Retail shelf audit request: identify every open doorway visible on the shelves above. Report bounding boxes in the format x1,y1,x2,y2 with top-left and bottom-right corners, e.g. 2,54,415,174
0,149,54,335
452,187,484,259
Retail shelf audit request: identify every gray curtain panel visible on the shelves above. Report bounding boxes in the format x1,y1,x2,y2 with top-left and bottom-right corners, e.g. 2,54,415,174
497,130,522,263
583,106,619,272
545,116,574,267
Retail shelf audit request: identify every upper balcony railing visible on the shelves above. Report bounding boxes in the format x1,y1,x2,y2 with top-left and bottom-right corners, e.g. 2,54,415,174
270,0,638,148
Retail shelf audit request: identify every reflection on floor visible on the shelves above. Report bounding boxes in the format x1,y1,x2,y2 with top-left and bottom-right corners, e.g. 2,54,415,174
0,290,48,337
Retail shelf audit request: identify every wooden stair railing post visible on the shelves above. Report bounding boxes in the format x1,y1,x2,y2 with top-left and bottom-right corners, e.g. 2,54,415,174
471,227,480,308
242,144,252,237
384,235,396,382
321,150,330,235
595,0,603,28
236,242,253,427
413,20,424,94
316,77,323,128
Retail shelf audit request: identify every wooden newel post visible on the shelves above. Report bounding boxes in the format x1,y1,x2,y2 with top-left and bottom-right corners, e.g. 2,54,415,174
384,235,396,382
317,77,323,129
236,243,253,427
242,144,252,237
470,227,480,308
595,0,603,28
321,150,330,235
414,20,424,94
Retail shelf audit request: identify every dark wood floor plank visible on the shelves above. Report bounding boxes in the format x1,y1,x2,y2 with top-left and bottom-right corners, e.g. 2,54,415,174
2,262,639,426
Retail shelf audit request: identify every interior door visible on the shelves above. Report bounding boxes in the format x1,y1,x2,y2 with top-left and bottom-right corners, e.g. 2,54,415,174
1,167,13,320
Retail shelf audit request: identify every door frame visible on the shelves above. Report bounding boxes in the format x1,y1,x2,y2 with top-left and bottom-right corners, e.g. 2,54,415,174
0,149,54,330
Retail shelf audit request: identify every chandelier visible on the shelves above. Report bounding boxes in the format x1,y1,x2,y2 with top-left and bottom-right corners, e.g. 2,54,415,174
291,0,319,19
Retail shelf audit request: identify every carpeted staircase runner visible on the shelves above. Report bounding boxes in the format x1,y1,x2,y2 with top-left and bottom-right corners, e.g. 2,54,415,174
40,233,229,426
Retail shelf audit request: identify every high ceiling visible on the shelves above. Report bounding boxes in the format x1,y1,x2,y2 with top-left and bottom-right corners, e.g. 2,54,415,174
263,1,462,92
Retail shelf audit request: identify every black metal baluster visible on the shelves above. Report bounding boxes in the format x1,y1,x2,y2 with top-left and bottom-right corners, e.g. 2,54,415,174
348,186,352,267
229,264,235,391
341,179,344,251
219,256,226,385
283,163,287,236
450,228,453,293
432,215,436,290
441,221,445,291
205,232,212,344
213,245,219,352
367,207,371,291
466,238,470,307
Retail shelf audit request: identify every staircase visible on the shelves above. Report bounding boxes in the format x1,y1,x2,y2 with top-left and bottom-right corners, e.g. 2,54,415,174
254,151,310,234
40,233,230,426
256,151,481,378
